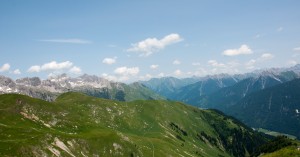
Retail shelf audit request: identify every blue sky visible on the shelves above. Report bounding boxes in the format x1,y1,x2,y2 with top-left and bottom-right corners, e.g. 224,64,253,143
1,0,300,82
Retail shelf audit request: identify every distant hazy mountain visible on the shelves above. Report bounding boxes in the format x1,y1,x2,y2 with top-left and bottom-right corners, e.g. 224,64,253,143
0,92,267,156
141,65,300,109
139,65,300,138
228,78,300,139
199,70,300,110
153,65,300,108
140,76,200,99
172,74,240,105
0,74,164,101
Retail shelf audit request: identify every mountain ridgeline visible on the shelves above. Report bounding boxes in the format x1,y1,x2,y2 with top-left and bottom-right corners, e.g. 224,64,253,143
0,74,164,102
140,76,200,99
171,75,240,105
141,65,300,139
0,93,267,157
199,71,300,110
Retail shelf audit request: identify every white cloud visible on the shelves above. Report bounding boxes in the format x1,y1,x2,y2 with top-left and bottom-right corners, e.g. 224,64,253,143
158,73,165,77
150,64,159,69
244,53,274,69
245,59,256,69
193,68,208,76
227,61,240,68
287,60,297,66
12,69,21,75
27,61,74,73
39,38,92,44
102,66,140,82
260,53,274,60
28,65,41,73
293,47,300,51
139,74,152,81
127,33,183,56
0,63,10,72
69,66,82,74
223,44,252,56
173,60,181,65
102,57,117,65
102,73,130,82
145,74,152,78
277,27,283,32
41,61,73,71
208,60,226,68
208,60,217,65
246,59,256,66
174,69,182,76
102,73,118,82
114,66,139,76
206,60,241,75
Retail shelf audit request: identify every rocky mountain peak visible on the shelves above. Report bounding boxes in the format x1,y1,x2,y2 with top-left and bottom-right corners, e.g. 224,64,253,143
0,75,16,88
16,77,41,87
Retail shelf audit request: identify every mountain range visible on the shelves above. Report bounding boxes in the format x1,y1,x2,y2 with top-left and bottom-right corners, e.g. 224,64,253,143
1,65,300,156
0,74,164,102
141,64,300,139
140,76,201,99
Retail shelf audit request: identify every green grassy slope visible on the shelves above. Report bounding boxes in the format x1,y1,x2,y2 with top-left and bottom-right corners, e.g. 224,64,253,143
0,93,266,157
252,136,300,157
261,146,300,157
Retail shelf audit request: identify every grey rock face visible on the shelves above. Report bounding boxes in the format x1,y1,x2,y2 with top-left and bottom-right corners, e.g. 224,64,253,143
0,76,16,88
16,77,41,86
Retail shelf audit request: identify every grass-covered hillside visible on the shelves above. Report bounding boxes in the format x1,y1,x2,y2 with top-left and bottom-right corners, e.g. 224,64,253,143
253,136,300,157
0,93,266,157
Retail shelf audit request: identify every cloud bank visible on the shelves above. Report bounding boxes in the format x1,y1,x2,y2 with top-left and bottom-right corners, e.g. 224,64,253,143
28,61,81,75
0,63,10,72
173,60,181,65
102,57,117,65
114,66,139,76
223,44,252,56
150,65,159,69
127,33,183,56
